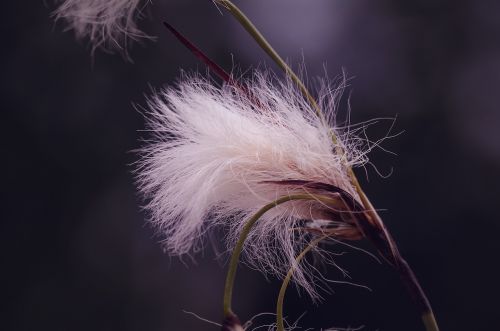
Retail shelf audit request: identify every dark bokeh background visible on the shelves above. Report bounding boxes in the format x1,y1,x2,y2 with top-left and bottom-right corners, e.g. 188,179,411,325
2,1,500,330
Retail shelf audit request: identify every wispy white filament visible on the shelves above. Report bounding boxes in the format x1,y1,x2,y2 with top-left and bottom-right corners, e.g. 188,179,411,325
136,71,369,297
54,0,151,53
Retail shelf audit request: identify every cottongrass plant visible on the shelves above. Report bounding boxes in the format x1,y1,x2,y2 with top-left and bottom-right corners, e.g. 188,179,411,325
136,70,366,299
54,1,441,330
53,0,152,54
210,3,439,331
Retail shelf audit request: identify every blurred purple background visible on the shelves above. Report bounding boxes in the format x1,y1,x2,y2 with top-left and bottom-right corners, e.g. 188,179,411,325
2,1,500,330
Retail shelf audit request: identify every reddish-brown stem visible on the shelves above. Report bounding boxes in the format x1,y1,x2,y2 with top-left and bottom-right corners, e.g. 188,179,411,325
163,21,232,82
270,180,436,325
162,21,264,109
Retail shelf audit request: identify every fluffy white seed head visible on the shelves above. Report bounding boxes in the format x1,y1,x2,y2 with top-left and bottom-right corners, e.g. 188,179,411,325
54,0,151,54
136,71,369,297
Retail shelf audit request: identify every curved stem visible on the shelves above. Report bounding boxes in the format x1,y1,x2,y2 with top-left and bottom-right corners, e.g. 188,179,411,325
215,0,324,122
422,312,440,331
223,193,340,317
276,236,327,331
216,2,439,330
350,173,440,331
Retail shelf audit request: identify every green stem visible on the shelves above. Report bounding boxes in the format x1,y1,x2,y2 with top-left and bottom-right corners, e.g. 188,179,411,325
223,193,340,317
216,2,440,331
276,236,327,331
215,0,325,122
422,312,440,331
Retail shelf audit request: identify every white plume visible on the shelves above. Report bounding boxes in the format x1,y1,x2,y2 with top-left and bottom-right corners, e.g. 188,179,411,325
136,71,369,297
54,0,151,54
